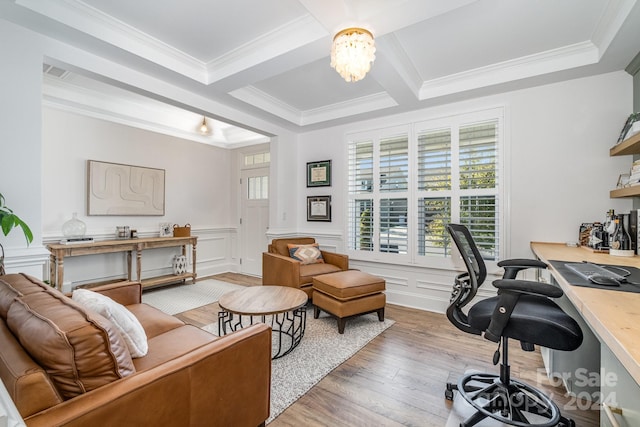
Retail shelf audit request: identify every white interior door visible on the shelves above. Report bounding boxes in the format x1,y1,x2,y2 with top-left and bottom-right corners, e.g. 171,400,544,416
240,167,269,276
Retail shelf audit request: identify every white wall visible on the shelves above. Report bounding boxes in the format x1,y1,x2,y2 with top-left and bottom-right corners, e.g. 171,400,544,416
42,108,238,289
0,20,49,276
292,71,634,312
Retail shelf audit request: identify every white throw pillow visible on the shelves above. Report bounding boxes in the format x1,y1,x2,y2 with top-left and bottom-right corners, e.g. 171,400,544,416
72,288,148,358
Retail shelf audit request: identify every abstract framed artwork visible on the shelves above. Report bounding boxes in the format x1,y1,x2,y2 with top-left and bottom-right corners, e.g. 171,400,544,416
87,160,165,216
306,160,331,187
307,195,331,222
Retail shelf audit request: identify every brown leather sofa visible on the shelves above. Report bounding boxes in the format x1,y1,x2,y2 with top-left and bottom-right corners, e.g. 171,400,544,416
262,237,348,298
0,273,271,427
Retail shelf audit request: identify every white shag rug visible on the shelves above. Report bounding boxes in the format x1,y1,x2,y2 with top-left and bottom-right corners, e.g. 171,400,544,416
203,309,395,424
141,279,244,315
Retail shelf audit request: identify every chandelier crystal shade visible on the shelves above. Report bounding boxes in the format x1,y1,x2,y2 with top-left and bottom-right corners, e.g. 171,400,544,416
330,27,376,82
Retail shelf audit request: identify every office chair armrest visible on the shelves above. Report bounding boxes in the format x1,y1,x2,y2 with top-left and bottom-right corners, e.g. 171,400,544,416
493,279,563,298
498,259,547,279
484,280,563,343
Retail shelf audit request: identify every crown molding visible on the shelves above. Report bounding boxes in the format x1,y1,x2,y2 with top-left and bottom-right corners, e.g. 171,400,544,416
300,92,397,126
231,86,397,126
16,0,208,82
591,0,637,55
419,41,599,100
15,0,330,88
230,86,301,124
418,0,636,100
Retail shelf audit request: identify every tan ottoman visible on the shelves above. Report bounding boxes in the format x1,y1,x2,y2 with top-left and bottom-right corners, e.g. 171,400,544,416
312,270,386,334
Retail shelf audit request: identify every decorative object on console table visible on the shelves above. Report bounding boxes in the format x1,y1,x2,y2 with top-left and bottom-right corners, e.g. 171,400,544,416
306,160,331,187
60,212,93,244
116,226,130,239
61,212,87,238
307,196,331,222
0,192,33,275
173,224,191,237
159,222,172,237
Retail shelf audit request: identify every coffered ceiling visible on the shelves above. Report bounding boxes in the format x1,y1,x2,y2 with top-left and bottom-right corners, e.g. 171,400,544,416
2,0,640,145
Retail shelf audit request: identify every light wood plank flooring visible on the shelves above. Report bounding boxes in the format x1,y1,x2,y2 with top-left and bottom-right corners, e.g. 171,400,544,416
172,274,599,427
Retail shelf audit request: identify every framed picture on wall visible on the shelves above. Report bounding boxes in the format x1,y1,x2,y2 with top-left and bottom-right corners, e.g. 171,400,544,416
307,196,331,222
87,160,165,216
306,160,331,187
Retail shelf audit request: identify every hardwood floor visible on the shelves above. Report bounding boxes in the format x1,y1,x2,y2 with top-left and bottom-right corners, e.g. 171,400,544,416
173,274,599,426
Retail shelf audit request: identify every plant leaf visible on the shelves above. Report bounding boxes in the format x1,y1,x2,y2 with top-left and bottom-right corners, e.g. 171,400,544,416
1,214,13,236
16,218,33,244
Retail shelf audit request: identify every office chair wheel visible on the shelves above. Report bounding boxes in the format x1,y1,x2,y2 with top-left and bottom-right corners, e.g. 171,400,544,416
456,372,562,427
557,417,575,427
445,382,455,401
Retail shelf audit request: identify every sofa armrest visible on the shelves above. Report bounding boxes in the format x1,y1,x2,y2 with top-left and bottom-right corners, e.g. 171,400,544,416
24,323,272,427
262,252,300,287
89,281,142,305
321,251,349,270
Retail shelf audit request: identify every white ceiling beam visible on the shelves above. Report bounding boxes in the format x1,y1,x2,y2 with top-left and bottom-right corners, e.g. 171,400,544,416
205,14,328,84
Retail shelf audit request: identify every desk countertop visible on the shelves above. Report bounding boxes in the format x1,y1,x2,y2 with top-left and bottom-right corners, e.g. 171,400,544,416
530,242,640,386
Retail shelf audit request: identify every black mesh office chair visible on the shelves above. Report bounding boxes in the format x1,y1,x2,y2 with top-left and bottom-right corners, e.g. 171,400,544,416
445,224,583,427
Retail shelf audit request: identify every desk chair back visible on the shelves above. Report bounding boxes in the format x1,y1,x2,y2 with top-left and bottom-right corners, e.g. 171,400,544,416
446,223,486,335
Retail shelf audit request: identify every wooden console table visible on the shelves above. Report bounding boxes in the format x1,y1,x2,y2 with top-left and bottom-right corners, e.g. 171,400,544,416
47,236,197,290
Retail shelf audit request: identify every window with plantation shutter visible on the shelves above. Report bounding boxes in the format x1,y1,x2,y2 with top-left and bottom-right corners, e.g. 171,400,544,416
417,197,452,256
347,108,503,264
380,135,408,192
418,129,451,191
348,199,374,251
458,120,499,260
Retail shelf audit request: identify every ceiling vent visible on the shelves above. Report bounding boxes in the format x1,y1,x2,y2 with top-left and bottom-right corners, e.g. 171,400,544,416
42,63,69,79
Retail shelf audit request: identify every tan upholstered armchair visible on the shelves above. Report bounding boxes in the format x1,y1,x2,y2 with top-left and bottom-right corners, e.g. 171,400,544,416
262,237,349,298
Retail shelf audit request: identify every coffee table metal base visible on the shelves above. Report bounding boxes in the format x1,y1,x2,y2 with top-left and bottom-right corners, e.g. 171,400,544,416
218,306,307,359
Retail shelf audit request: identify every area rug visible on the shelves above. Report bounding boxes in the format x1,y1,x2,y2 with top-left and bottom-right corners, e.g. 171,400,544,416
202,310,395,424
141,279,244,315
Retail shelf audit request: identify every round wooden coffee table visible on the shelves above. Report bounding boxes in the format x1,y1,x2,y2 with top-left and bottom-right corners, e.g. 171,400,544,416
217,286,308,359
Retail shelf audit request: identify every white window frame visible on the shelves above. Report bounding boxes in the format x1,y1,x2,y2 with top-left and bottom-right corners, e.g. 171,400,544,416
345,107,507,270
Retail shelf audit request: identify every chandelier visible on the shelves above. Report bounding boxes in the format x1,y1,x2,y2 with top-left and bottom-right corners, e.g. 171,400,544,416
330,27,376,82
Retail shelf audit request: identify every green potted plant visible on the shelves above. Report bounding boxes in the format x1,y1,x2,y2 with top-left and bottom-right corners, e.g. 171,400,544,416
0,192,33,275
